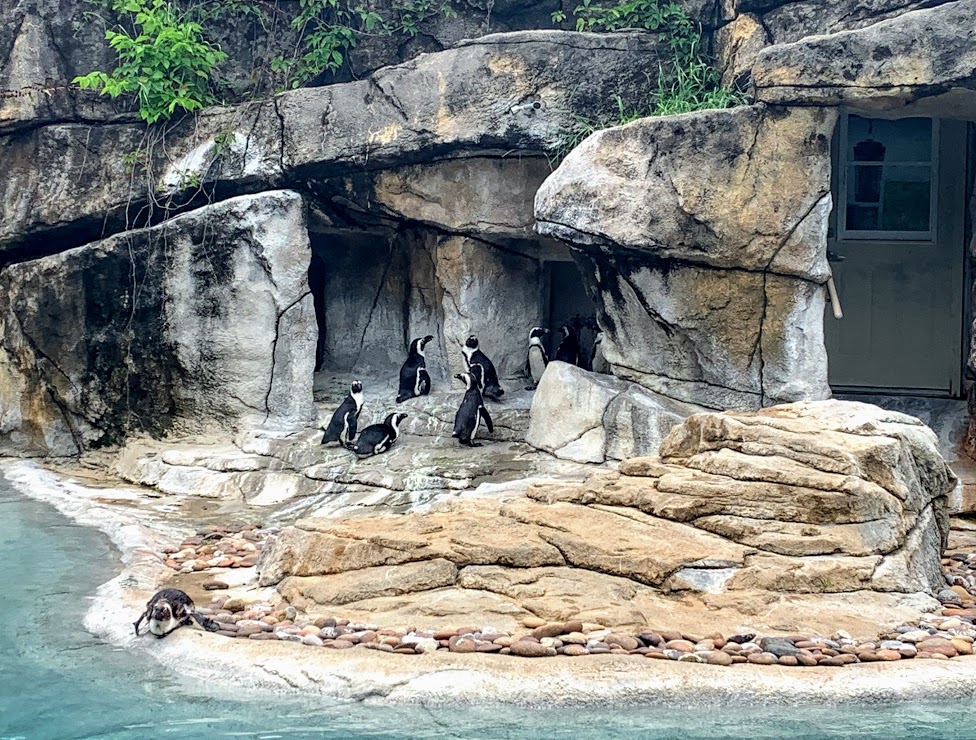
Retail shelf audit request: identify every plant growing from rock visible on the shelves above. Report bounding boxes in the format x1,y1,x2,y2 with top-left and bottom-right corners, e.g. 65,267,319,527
74,0,228,124
272,0,458,89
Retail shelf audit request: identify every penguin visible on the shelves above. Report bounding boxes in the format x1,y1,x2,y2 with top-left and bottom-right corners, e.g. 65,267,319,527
133,588,220,639
321,380,364,446
462,335,504,401
591,331,610,375
524,327,549,390
452,371,493,447
554,325,583,367
351,412,408,457
396,335,434,403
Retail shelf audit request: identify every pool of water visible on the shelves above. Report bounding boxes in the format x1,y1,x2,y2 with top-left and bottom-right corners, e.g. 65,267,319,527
3,475,976,740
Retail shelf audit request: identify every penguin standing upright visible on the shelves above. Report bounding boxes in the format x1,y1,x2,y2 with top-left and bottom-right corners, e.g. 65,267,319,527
554,325,583,367
352,412,408,457
590,332,610,375
321,380,364,446
462,335,504,401
396,335,434,403
452,371,493,447
524,327,549,390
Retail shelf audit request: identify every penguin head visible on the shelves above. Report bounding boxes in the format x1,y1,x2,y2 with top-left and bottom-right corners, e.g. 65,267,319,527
529,327,548,340
410,336,432,356
464,335,479,350
454,372,473,389
350,380,363,394
151,600,174,623
558,325,574,339
385,412,408,430
594,332,604,344
421,335,434,349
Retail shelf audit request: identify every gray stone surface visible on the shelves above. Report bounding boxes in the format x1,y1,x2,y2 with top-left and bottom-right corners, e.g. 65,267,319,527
526,361,702,463
0,191,316,456
2,30,666,262
535,104,834,411
754,1,976,107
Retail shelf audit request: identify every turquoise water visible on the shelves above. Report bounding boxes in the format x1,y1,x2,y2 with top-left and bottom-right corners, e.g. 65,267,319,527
3,476,976,740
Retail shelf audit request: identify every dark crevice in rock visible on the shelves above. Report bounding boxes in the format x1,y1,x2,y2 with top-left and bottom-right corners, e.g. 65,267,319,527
263,290,312,420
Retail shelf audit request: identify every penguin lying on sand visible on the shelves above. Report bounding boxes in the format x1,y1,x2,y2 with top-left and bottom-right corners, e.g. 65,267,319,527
134,588,219,639
591,332,609,374
453,371,493,447
397,336,433,403
351,412,407,457
554,325,583,367
321,380,364,447
462,335,504,401
525,327,548,390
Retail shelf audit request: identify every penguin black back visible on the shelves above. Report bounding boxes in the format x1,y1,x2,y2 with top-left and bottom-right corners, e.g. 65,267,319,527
462,335,504,400
554,325,583,367
397,335,433,403
452,372,493,447
352,412,408,457
322,380,364,445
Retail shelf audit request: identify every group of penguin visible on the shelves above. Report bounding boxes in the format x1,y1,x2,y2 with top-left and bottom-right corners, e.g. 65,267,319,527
321,325,608,458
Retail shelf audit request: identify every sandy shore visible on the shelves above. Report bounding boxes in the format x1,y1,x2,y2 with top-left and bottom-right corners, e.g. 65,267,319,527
6,458,976,707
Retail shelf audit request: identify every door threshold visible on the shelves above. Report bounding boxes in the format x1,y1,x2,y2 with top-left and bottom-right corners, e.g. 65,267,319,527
831,385,962,400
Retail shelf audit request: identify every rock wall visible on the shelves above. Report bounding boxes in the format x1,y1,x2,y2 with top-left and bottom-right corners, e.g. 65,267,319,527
0,191,316,456
536,104,834,411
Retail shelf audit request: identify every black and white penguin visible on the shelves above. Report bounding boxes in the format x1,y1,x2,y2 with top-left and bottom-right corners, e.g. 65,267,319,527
462,335,503,401
554,325,583,367
321,380,364,446
351,412,408,457
452,371,493,447
396,335,434,403
133,588,219,639
591,331,610,374
524,326,549,390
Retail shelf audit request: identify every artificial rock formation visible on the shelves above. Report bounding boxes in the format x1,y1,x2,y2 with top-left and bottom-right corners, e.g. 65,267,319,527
536,104,835,411
754,0,976,108
527,361,702,463
0,191,316,456
1,30,665,264
257,401,953,632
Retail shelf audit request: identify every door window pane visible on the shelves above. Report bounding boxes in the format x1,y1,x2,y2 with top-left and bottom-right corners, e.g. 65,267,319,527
841,116,936,239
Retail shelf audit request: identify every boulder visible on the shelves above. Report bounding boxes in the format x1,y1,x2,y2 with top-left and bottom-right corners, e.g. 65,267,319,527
0,190,316,455
500,498,750,587
257,499,565,586
754,1,976,107
535,104,836,410
526,361,702,463
278,558,459,610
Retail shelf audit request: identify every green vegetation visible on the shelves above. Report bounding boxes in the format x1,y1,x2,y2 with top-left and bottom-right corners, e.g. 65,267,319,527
73,0,227,124
273,0,458,89
548,0,746,160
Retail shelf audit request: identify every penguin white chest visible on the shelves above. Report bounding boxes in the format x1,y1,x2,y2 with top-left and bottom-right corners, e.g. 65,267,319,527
528,346,547,383
148,614,181,636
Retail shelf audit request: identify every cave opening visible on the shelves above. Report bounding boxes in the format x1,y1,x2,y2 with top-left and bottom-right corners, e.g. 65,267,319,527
304,221,597,415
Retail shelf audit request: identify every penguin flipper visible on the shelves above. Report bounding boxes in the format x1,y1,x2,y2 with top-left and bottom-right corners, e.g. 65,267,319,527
480,406,494,434
347,413,358,442
419,369,431,396
192,612,221,632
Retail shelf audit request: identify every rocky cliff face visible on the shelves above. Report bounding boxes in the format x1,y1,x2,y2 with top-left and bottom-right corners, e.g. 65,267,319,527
0,191,316,456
